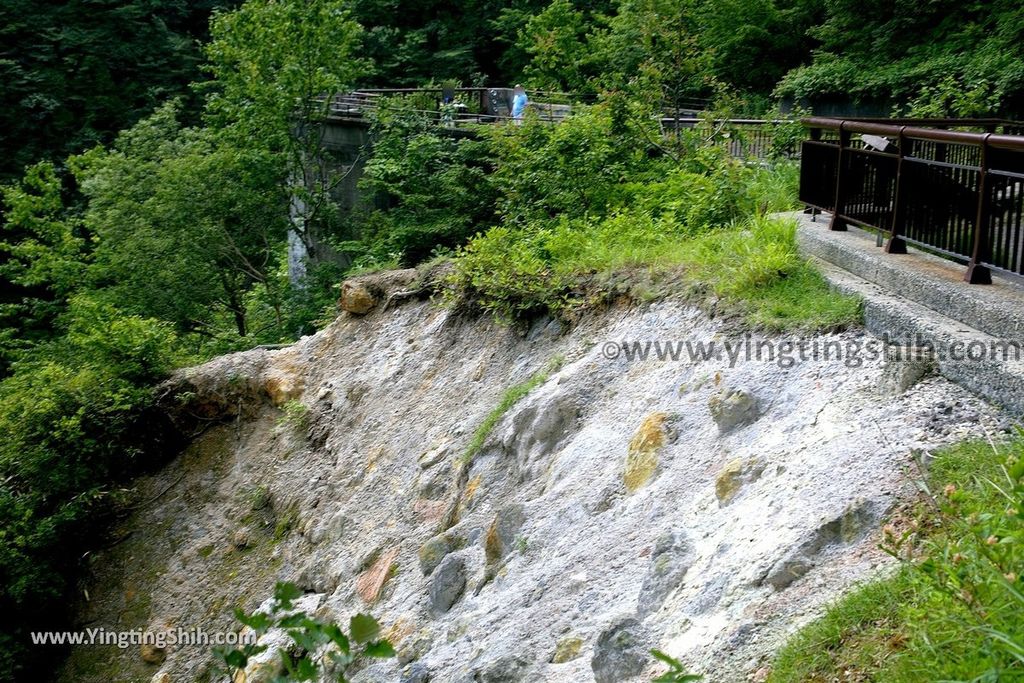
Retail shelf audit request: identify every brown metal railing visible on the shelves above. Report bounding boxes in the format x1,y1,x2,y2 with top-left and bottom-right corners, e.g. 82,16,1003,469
800,117,1024,284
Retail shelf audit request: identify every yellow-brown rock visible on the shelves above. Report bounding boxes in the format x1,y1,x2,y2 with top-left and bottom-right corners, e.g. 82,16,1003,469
624,412,668,492
340,280,376,315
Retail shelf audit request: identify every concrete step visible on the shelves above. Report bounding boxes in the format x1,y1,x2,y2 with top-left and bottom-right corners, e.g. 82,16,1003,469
791,211,1024,343
794,227,1024,414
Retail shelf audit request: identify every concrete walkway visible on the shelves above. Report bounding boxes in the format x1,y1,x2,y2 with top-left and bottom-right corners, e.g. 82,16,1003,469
789,211,1024,415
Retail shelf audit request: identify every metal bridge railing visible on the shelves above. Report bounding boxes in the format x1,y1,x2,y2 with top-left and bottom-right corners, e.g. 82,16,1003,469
324,88,587,124
800,117,1024,284
319,89,810,160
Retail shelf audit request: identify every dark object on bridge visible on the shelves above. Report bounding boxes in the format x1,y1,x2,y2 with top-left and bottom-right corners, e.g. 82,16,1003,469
800,117,1024,284
488,87,512,120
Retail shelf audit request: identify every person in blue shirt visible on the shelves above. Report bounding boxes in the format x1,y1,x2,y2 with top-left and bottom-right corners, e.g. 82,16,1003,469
511,85,528,124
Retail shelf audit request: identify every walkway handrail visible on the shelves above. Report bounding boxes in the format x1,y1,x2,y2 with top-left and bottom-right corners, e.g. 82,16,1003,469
803,117,1024,151
800,117,1024,284
322,89,802,158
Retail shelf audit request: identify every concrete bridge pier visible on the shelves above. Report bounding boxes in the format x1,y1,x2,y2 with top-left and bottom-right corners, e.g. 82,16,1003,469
287,118,372,285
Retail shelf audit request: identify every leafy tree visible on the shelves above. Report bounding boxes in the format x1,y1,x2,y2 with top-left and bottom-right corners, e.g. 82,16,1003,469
204,0,367,280
485,100,660,226
517,0,719,109
0,162,87,371
0,296,179,681
77,102,288,339
0,0,233,181
593,0,713,113
519,0,592,92
491,0,562,84
352,0,564,87
358,101,498,265
776,0,1024,114
697,0,823,93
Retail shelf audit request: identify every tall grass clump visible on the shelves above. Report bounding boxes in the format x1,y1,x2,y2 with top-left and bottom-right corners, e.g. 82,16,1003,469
682,216,861,330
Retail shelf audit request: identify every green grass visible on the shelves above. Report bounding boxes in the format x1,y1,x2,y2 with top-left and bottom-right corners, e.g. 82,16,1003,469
769,435,1024,682
679,216,862,331
451,213,860,332
562,214,861,331
460,355,565,465
277,399,310,432
448,161,860,332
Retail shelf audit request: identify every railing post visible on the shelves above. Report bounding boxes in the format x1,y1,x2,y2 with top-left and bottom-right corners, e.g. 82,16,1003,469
829,122,850,231
805,126,822,220
965,134,993,284
886,126,908,254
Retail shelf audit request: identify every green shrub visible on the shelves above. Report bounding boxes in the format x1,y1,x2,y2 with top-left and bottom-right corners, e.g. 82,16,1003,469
628,167,745,230
359,99,498,265
446,226,574,320
485,101,660,226
0,297,179,680
448,167,857,330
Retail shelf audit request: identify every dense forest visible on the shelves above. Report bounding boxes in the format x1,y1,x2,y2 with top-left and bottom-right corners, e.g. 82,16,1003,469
1,0,1023,680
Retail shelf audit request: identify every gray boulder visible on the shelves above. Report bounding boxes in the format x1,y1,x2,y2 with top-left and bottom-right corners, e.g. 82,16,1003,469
399,663,430,683
708,387,760,433
475,655,530,682
429,555,466,614
591,618,648,683
638,531,693,616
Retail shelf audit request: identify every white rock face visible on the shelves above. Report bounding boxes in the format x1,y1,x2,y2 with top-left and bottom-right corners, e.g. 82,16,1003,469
61,299,1007,683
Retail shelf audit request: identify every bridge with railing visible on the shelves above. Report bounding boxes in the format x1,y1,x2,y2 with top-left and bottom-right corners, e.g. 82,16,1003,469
799,118,1024,284
324,87,714,125
327,87,583,124
322,87,790,158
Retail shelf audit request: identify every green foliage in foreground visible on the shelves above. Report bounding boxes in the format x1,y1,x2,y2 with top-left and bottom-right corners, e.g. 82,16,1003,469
216,581,395,682
651,649,704,681
0,298,181,680
770,435,1024,682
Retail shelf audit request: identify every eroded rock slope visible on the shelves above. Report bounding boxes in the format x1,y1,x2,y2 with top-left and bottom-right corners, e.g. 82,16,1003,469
61,289,1008,683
